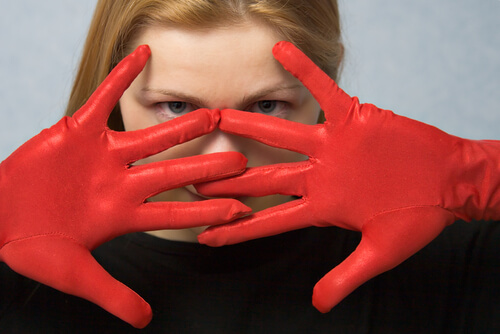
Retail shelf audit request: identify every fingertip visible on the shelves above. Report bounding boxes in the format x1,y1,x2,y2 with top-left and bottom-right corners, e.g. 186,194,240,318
223,150,248,170
197,201,251,247
128,45,151,68
232,202,253,218
131,301,153,329
112,288,153,328
190,108,220,132
312,283,333,314
197,228,224,247
272,41,301,66
135,44,151,57
272,41,284,55
218,109,232,130
210,108,221,126
197,233,209,246
220,199,252,222
193,181,214,197
272,41,292,57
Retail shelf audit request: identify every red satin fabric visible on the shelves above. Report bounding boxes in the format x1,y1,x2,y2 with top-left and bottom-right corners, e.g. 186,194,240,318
0,45,249,328
196,41,500,313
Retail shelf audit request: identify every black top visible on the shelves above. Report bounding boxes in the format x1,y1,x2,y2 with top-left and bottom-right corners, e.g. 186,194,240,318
1,220,499,333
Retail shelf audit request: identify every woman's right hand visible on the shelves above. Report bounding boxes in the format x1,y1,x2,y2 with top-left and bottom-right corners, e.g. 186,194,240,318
0,45,249,328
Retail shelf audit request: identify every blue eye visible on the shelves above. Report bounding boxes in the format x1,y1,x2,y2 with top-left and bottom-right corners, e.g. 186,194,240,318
167,101,187,114
246,100,288,117
156,101,198,122
257,100,277,113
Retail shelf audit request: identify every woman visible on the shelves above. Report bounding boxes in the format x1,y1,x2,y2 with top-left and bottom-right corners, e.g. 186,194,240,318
1,0,499,332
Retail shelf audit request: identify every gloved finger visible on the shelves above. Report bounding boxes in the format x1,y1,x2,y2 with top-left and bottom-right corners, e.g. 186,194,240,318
195,161,311,198
312,206,453,313
111,108,220,162
128,151,247,199
0,236,152,328
219,109,321,156
128,199,252,232
73,45,151,128
272,41,352,124
198,199,311,247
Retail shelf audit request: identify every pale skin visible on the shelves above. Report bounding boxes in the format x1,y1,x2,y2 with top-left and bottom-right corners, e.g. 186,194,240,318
119,19,321,242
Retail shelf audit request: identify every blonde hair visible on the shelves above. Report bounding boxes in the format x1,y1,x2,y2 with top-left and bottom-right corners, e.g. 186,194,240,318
65,0,343,129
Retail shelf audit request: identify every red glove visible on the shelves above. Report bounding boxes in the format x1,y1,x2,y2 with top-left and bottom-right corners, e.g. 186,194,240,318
196,41,500,314
0,45,249,328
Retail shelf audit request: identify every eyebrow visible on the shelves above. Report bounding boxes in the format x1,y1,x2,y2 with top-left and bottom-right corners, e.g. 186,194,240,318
141,87,206,107
141,84,303,109
240,84,303,108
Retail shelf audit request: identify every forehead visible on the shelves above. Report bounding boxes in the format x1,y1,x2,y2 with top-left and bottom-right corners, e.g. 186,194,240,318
130,21,298,98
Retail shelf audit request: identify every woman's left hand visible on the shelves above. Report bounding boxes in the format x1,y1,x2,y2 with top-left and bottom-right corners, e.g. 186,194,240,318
195,41,500,313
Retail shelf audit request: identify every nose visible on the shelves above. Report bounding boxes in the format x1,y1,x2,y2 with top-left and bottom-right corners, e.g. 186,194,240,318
200,129,244,155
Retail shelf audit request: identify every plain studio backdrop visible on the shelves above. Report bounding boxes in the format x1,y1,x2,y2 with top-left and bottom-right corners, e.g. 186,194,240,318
1,0,499,161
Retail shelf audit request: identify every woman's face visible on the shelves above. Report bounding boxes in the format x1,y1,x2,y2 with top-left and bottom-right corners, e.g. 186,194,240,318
120,20,320,242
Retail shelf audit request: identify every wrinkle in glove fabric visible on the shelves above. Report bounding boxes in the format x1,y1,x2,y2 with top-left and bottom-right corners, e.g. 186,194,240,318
196,41,500,314
0,45,249,328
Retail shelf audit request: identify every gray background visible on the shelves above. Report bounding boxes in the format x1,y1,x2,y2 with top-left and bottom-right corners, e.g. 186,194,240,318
1,0,499,161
